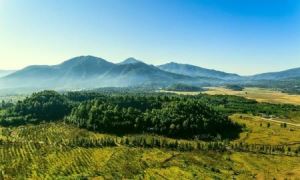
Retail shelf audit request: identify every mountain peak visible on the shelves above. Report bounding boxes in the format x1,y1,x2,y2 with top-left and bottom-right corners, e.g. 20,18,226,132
59,56,110,67
119,57,144,65
167,62,179,65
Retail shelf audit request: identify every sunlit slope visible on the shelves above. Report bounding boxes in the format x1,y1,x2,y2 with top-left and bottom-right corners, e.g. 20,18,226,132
231,114,300,145
205,87,300,105
0,56,212,89
0,122,299,179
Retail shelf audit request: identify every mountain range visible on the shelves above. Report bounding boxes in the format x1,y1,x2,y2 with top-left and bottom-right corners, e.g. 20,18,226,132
0,55,299,90
0,70,16,78
158,62,240,80
249,67,300,80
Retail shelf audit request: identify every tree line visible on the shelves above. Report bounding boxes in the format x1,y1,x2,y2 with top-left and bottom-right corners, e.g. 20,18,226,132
65,98,241,139
1,90,300,140
66,135,300,156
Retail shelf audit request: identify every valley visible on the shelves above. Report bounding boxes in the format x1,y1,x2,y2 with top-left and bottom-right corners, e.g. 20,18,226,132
205,87,300,105
0,89,300,179
0,114,299,179
1,0,299,179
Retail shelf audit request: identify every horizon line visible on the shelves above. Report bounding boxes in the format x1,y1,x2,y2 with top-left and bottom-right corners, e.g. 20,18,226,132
1,55,299,76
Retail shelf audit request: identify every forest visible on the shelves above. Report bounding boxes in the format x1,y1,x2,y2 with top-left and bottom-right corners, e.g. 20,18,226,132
1,90,300,140
164,83,204,92
1,90,300,179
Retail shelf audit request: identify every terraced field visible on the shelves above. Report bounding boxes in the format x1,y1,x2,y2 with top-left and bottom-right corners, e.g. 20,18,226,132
0,121,300,179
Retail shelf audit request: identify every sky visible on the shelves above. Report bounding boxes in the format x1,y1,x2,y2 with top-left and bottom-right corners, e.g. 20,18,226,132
0,0,299,75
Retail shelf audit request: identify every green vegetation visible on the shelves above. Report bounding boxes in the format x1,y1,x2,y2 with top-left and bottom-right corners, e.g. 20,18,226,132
225,84,244,91
2,90,300,136
164,83,203,92
66,98,241,139
205,87,300,105
231,114,300,146
0,122,299,179
0,91,241,140
0,91,71,126
1,89,300,178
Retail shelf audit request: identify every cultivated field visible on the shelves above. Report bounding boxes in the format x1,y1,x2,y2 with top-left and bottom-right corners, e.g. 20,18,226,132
1,90,300,179
0,120,300,179
204,87,300,105
231,114,300,147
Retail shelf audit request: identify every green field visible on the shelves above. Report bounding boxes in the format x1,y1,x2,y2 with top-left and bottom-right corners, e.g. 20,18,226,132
231,114,300,147
0,120,299,179
1,90,300,179
161,86,300,106
204,87,300,105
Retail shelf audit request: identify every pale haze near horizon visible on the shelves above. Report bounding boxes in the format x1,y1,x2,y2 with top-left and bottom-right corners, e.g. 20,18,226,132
0,0,299,75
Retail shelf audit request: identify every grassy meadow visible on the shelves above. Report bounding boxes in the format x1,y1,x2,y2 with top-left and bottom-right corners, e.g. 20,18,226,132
158,89,201,96
204,87,300,105
0,120,300,179
231,114,300,147
1,90,300,179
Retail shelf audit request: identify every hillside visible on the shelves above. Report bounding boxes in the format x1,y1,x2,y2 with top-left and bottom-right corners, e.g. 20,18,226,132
250,67,300,80
118,57,144,65
6,56,114,79
0,121,299,179
158,62,240,80
0,70,15,78
1,56,115,89
1,90,300,179
2,55,300,92
0,56,220,90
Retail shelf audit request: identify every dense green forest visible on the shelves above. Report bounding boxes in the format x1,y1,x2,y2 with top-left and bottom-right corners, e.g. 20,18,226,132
65,99,240,139
164,83,204,92
1,90,300,140
225,84,244,91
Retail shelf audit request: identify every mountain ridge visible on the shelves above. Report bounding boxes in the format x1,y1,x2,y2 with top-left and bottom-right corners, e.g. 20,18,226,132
158,62,240,80
1,56,213,89
1,55,300,90
250,67,300,80
0,70,16,78
119,57,144,65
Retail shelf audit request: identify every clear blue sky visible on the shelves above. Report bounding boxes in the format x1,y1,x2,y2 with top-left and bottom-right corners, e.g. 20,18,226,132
0,0,299,75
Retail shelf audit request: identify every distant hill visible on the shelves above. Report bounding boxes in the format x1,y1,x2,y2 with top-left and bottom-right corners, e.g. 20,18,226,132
0,70,16,78
2,56,116,89
250,67,300,80
1,56,220,90
118,57,144,65
2,55,300,91
158,62,240,80
6,56,114,80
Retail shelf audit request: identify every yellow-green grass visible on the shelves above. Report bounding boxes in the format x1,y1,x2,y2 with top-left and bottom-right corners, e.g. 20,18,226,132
230,152,300,179
0,122,300,179
204,87,300,105
1,143,299,179
231,114,300,146
158,90,201,95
